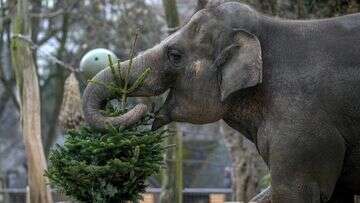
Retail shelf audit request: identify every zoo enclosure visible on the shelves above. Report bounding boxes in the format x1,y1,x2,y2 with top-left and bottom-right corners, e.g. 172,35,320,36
0,188,233,203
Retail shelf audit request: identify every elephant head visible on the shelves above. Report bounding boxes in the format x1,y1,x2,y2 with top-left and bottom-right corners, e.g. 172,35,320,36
82,2,263,130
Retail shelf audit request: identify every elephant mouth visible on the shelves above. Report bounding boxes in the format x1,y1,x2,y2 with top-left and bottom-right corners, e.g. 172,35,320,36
151,110,171,130
149,91,173,131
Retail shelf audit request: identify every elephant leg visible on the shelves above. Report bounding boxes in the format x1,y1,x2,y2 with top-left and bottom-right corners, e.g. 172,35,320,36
327,187,354,203
271,178,322,203
267,119,346,203
249,185,350,203
249,186,271,203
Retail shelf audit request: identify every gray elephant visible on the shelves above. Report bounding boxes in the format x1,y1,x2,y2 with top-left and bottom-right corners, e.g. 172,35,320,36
82,2,360,202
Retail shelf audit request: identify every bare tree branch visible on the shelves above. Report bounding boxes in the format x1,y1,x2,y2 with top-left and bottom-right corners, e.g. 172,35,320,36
44,10,70,155
37,28,60,45
0,91,10,116
30,9,64,18
12,34,78,72
0,77,20,110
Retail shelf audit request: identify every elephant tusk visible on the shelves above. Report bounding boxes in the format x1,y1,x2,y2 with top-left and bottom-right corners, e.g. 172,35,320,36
151,109,172,131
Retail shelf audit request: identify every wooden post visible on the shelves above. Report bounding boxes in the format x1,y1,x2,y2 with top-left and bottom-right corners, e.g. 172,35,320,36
209,194,225,203
10,0,53,202
140,193,154,203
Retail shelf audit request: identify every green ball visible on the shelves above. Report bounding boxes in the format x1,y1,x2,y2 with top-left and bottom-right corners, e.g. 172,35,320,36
80,48,118,80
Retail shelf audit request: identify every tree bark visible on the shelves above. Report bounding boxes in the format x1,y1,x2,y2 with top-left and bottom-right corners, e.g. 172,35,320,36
160,124,183,203
297,0,305,19
162,0,180,34
160,1,183,203
220,121,262,202
44,10,69,155
10,0,53,202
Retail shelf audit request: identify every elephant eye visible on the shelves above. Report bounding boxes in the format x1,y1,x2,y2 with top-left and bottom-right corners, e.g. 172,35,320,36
167,49,182,66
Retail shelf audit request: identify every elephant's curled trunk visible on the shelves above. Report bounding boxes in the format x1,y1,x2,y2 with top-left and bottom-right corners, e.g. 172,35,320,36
82,66,148,130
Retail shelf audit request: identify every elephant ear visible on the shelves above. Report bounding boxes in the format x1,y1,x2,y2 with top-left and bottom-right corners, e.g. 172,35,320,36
220,29,262,101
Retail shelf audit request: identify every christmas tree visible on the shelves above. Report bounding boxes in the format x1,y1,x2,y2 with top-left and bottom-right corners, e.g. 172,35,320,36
46,116,166,203
46,33,167,203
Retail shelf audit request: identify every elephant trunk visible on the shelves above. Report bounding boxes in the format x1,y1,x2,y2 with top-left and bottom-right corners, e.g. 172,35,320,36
82,46,167,130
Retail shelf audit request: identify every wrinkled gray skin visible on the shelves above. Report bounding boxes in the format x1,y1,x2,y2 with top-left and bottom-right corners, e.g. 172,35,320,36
83,2,360,202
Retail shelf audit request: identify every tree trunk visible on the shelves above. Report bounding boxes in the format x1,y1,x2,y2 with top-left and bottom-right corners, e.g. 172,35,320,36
10,1,53,202
160,123,183,203
160,2,183,202
162,0,180,34
220,121,262,202
44,10,69,155
355,196,360,203
0,131,4,203
297,0,305,19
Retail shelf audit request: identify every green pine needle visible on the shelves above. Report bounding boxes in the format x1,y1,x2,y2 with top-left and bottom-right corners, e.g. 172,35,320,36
127,68,150,93
46,108,168,202
46,32,168,203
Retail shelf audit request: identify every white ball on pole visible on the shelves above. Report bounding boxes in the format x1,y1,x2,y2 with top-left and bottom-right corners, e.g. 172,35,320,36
80,48,118,80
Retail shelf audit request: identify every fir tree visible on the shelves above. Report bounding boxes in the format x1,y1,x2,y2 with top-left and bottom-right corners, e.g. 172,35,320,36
46,32,166,203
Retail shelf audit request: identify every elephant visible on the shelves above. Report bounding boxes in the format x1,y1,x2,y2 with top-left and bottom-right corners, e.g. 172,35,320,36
82,1,360,202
